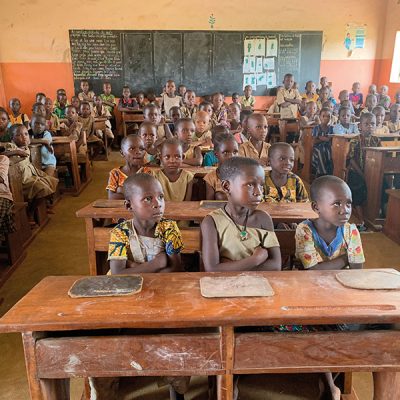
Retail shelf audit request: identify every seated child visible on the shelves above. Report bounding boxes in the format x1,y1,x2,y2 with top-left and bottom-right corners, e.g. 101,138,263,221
321,100,338,125
203,126,230,167
78,80,95,103
372,106,390,135
300,80,319,114
160,80,182,116
238,113,270,166
31,102,46,120
201,156,281,272
59,106,86,154
211,92,228,126
312,107,334,177
2,124,58,220
231,92,241,109
204,133,239,200
138,121,158,164
143,104,172,140
240,85,255,109
178,84,186,99
168,106,182,133
53,90,68,119
228,103,247,144
71,96,81,113
175,118,203,166
44,98,60,134
0,108,11,142
387,103,400,133
300,101,320,128
316,86,331,110
368,83,378,99
99,82,116,131
267,88,282,115
295,175,364,270
377,85,391,110
0,155,14,240
8,98,30,128
349,81,363,115
180,90,198,119
361,93,378,115
276,73,302,119
239,109,253,139
92,95,114,142
35,92,46,105
346,112,379,230
198,101,214,121
118,85,138,110
333,90,355,116
107,135,146,199
395,90,400,105
78,102,102,147
316,76,329,95
332,107,359,134
144,138,194,202
264,142,309,203
193,110,212,146
30,114,57,176
135,91,147,109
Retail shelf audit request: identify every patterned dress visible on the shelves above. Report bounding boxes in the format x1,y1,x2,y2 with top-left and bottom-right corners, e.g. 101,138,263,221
312,124,333,176
264,171,309,203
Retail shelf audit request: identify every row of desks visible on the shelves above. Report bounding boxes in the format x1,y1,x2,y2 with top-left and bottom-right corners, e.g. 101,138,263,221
1,271,400,399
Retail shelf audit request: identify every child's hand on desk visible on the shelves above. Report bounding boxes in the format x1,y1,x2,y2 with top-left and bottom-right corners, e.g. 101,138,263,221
153,252,168,270
252,246,269,265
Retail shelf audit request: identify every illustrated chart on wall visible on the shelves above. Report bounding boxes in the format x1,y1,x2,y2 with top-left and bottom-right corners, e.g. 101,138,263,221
69,30,322,96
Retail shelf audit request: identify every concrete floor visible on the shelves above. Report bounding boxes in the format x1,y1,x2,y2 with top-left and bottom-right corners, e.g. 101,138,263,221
0,151,399,399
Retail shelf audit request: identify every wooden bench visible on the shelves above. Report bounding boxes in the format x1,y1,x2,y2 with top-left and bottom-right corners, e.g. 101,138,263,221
278,119,300,143
121,111,144,136
331,134,359,180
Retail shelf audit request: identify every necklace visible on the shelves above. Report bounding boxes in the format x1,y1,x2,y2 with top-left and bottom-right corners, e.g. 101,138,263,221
223,206,249,241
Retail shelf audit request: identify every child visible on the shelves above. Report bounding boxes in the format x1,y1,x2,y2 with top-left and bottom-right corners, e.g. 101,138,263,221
395,90,400,105
180,90,198,119
135,92,147,109
178,84,186,99
145,138,194,202
106,135,146,199
231,92,241,109
2,124,58,219
316,86,331,110
203,126,230,167
204,133,239,200
8,98,30,128
227,103,246,144
377,85,391,110
238,113,270,166
362,93,378,115
99,82,116,114
118,86,138,110
300,81,319,114
168,106,182,133
201,156,281,272
368,84,378,99
300,101,320,128
59,106,85,154
316,76,329,95
239,109,253,138
143,104,172,140
198,101,214,120
78,102,99,144
321,100,338,125
240,85,255,109
31,102,46,119
35,92,46,105
311,107,334,177
387,103,400,133
346,112,379,230
332,107,359,134
175,118,203,166
92,95,114,142
264,142,308,203
78,80,95,103
0,108,11,143
277,74,302,119
0,155,14,239
372,106,390,135
193,110,212,146
30,115,57,176
71,96,81,113
44,98,60,134
211,92,228,126
53,90,68,119
160,80,182,116
333,90,355,116
138,121,158,164
349,82,363,114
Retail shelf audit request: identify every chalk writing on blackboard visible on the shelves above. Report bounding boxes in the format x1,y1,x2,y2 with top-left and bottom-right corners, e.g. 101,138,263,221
278,34,301,76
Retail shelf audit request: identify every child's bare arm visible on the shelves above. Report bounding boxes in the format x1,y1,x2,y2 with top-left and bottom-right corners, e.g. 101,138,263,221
184,179,193,201
163,253,183,272
163,123,173,140
110,252,168,274
308,254,349,270
182,147,203,166
107,189,124,200
256,246,281,271
205,182,216,200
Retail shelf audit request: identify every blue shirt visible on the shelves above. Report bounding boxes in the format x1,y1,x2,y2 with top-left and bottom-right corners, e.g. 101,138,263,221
33,130,57,167
332,123,359,135
203,151,218,167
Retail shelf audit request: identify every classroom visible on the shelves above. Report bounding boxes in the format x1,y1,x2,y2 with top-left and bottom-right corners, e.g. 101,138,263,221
0,0,400,399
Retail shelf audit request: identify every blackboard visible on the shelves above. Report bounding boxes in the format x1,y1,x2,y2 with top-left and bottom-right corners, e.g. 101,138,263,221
69,30,322,96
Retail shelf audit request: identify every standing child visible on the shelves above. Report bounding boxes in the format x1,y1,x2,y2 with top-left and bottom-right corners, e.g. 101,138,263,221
372,106,390,135
143,104,172,140
264,142,309,203
0,155,14,239
211,92,228,126
312,107,334,177
377,85,391,110
238,113,270,166
349,82,363,115
44,98,60,135
145,138,194,202
204,133,239,200
332,107,359,134
387,104,400,133
0,108,11,143
30,115,57,176
118,86,138,110
8,98,30,128
193,110,212,146
106,135,146,199
78,80,95,103
201,156,281,272
175,118,203,166
180,90,198,119
160,80,182,116
240,85,256,109
99,82,116,132
276,74,302,119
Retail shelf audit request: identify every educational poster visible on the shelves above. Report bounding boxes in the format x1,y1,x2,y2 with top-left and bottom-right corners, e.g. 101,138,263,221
257,73,267,86
344,24,367,54
244,38,256,56
243,74,257,90
249,56,256,72
254,38,266,56
243,56,251,73
264,57,275,70
266,71,277,87
266,38,278,57
256,57,263,73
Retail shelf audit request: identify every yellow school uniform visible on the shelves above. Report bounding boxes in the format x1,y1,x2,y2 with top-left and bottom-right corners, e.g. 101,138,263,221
239,140,270,161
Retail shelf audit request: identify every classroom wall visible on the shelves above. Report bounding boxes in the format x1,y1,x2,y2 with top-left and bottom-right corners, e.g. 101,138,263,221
0,0,396,113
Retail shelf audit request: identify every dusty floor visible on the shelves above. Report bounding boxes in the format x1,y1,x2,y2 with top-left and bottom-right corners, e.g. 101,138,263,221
0,151,399,399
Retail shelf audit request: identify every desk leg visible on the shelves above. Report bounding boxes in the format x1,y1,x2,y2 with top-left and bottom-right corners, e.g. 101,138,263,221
22,332,70,400
84,218,97,276
69,141,81,194
373,372,400,400
218,326,234,400
279,120,287,143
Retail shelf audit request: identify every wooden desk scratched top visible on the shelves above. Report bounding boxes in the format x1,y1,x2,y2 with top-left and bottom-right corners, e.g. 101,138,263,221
1,272,400,333
76,200,317,221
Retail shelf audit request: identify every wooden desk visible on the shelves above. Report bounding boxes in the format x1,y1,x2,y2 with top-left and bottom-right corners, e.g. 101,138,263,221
383,189,400,244
364,147,400,227
1,272,400,400
299,126,313,183
373,133,400,147
121,110,144,136
331,134,359,179
278,119,299,143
